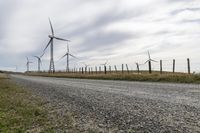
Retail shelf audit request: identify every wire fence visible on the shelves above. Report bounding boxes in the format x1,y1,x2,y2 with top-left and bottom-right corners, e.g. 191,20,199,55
33,58,200,75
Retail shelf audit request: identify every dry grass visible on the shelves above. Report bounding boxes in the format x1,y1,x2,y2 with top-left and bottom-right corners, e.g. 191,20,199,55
0,73,101,133
0,73,49,132
27,71,200,84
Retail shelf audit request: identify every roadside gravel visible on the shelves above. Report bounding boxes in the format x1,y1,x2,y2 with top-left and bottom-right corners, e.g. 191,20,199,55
11,75,200,133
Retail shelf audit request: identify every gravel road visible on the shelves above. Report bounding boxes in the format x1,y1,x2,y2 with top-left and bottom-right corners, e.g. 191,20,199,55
11,75,200,133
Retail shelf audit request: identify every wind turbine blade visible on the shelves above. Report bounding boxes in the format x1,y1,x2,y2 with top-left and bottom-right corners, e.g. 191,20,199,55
150,59,158,62
105,60,108,65
67,44,69,53
59,53,68,60
48,18,54,35
33,56,39,59
40,52,45,58
69,53,78,59
54,36,70,41
144,60,149,64
44,39,52,52
148,51,151,59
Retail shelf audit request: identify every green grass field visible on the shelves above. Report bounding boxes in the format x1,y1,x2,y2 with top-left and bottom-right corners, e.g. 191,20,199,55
27,71,200,84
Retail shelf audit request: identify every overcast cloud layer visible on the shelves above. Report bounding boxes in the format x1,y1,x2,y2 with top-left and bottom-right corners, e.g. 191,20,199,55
0,0,200,72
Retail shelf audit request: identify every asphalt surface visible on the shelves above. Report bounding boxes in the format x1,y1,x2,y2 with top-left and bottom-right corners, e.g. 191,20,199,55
11,75,200,133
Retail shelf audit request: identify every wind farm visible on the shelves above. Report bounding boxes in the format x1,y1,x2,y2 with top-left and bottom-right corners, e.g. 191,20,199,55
43,18,70,73
22,18,200,84
1,0,200,132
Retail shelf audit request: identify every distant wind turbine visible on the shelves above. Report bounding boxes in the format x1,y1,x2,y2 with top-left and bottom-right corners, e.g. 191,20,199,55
43,18,70,73
26,57,33,72
60,44,78,72
144,51,157,74
81,62,90,73
33,53,44,72
100,60,108,67
100,60,108,74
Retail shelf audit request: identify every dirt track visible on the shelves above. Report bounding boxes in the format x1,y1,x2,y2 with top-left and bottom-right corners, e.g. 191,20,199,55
11,75,200,133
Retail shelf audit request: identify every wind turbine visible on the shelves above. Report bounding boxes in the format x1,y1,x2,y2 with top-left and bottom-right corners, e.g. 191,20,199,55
43,18,70,73
144,51,157,74
26,57,33,72
81,62,90,73
60,44,78,72
33,53,44,72
100,60,108,67
84,63,90,73
100,61,108,74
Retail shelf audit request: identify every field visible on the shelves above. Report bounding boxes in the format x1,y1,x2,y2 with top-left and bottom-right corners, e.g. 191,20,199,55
0,73,100,133
27,71,200,84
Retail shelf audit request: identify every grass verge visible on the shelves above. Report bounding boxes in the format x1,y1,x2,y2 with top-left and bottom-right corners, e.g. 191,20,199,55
0,73,50,132
0,73,97,133
27,72,200,84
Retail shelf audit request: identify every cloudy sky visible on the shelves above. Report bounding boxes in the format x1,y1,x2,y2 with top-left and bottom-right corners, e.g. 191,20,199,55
0,0,200,72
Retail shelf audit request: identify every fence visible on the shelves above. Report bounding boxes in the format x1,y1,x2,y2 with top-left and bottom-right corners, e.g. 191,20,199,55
37,58,197,75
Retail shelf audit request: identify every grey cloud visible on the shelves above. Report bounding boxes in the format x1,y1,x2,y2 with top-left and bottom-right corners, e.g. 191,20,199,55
153,30,171,35
0,1,18,39
76,31,136,53
170,7,200,15
64,7,147,38
166,0,196,3
180,19,200,24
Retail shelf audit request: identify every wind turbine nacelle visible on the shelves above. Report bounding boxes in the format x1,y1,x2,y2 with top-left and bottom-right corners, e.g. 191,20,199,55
48,35,54,38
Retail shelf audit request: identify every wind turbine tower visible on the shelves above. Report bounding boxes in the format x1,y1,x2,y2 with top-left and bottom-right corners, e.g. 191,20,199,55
33,53,44,72
26,57,32,72
100,61,108,74
144,51,157,74
60,44,77,72
44,18,70,73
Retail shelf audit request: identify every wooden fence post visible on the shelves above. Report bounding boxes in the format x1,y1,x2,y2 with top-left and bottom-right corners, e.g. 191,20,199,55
89,67,91,74
85,67,87,73
95,66,97,74
160,60,162,74
104,66,107,74
122,64,124,73
114,65,117,73
99,66,101,73
187,58,190,74
82,67,84,74
126,64,129,73
136,63,140,74
173,59,175,73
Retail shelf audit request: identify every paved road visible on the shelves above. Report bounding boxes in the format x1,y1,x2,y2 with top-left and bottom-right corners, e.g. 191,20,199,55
11,75,200,133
